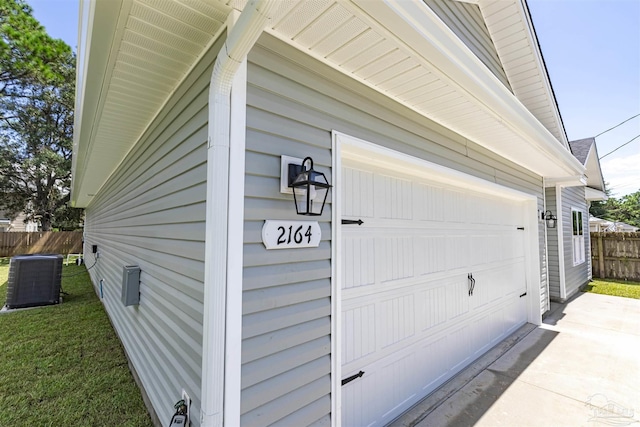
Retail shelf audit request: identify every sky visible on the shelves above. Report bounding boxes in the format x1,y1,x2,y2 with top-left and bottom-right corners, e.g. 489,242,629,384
28,0,640,198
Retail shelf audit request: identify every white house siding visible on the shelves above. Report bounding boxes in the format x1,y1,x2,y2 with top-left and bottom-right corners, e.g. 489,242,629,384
82,37,225,427
424,0,512,91
243,33,547,426
561,186,589,298
545,186,560,299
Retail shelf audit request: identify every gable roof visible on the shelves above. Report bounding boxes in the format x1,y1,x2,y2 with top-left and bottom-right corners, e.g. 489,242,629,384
569,137,594,165
569,137,607,199
72,0,584,207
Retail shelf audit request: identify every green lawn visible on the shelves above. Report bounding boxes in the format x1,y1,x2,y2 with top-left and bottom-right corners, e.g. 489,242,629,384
584,278,640,300
0,257,152,426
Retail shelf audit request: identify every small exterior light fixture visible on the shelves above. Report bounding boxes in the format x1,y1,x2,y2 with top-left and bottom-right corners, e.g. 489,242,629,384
544,210,557,228
289,157,331,216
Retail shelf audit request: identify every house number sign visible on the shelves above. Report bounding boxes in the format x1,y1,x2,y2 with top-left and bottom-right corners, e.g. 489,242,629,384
262,220,321,250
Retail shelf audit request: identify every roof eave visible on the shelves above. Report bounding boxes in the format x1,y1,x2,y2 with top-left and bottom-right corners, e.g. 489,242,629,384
71,0,124,208
348,0,584,178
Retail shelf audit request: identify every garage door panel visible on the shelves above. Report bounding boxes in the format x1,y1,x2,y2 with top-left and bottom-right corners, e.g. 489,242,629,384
342,166,375,218
341,158,530,426
446,235,470,270
380,294,416,349
342,368,381,427
417,335,449,391
342,234,375,289
446,276,471,319
380,235,414,282
418,284,447,331
416,235,447,274
415,183,445,221
443,189,468,223
447,324,472,373
342,304,377,365
378,174,413,220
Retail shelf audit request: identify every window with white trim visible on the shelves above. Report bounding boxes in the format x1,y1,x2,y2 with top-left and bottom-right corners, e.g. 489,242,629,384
572,209,585,265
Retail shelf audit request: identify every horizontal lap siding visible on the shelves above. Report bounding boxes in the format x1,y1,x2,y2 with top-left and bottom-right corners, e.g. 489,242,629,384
244,33,545,426
546,187,560,299
83,37,224,427
425,0,512,90
562,186,589,298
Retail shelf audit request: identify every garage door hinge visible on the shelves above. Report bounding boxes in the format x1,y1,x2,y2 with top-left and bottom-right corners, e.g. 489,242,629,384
342,219,364,225
517,227,525,230
342,370,365,386
519,292,527,298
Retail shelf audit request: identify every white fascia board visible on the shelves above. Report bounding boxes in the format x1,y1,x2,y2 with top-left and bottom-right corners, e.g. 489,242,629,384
544,175,587,188
348,0,584,178
585,187,608,202
585,144,607,191
71,0,125,207
515,0,569,147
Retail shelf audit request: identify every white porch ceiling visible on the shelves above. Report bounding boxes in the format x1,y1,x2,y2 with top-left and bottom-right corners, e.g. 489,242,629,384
72,0,584,207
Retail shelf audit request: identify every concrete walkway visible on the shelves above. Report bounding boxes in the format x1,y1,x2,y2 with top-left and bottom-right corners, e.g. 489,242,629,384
391,292,640,427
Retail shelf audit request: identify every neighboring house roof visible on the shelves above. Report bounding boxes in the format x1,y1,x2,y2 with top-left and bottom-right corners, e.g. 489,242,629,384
590,217,639,232
569,137,607,200
71,0,585,208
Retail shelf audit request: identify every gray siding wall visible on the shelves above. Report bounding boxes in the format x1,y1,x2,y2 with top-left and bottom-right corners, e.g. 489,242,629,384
243,33,546,426
83,37,224,427
545,187,560,299
561,186,589,298
425,0,512,90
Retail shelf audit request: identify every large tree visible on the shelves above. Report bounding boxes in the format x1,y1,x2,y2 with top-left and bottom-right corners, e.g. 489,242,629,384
0,0,80,230
0,0,69,99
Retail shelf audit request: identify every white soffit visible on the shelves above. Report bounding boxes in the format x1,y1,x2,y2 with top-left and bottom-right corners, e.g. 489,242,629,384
73,0,583,207
479,0,568,146
265,0,582,178
72,0,233,207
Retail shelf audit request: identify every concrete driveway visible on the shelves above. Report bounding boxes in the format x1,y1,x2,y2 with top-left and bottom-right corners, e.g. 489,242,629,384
391,292,640,427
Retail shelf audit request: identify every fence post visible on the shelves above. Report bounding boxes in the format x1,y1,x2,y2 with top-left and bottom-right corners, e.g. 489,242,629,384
597,233,605,279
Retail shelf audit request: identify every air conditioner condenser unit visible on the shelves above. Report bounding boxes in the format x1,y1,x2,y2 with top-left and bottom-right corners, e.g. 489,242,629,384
5,254,62,309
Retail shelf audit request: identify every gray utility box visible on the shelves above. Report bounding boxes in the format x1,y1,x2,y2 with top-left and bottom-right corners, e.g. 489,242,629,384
122,265,141,306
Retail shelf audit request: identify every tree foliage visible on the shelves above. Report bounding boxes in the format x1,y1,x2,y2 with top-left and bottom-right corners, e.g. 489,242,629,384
589,188,640,228
0,0,70,99
0,0,81,230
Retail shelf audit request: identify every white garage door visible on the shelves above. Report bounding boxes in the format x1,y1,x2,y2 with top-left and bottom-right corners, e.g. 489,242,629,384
340,157,529,426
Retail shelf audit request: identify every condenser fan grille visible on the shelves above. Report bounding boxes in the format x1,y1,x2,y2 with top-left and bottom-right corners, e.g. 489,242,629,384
5,254,62,309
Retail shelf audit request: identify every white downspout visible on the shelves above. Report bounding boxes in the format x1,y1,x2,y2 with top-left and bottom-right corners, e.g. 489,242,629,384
201,1,279,426
556,184,566,300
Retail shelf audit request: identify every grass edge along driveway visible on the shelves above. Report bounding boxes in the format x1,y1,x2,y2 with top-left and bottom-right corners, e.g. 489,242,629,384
584,277,640,299
0,257,152,426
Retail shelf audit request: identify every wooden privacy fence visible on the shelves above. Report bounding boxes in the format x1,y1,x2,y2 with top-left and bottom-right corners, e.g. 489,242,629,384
591,232,640,281
0,231,83,257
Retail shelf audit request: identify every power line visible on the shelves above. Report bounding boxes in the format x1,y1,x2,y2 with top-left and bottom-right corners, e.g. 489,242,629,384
599,134,640,159
595,113,640,137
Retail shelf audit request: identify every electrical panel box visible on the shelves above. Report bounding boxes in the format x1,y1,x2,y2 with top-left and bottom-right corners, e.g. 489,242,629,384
121,265,140,306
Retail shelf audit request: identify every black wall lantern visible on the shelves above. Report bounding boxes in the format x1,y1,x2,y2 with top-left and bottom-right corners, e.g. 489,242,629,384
288,157,331,216
543,210,557,228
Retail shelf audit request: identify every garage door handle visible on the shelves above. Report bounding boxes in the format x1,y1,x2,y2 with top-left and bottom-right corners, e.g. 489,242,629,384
468,273,476,296
342,219,364,225
342,370,365,386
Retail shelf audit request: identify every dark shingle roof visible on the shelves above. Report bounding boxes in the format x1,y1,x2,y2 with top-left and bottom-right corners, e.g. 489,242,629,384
569,137,595,165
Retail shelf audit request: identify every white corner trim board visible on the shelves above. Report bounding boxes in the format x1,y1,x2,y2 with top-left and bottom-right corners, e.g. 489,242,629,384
201,2,282,426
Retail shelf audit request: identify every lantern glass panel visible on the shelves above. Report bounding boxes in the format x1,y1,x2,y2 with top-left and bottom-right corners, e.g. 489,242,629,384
291,168,330,216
